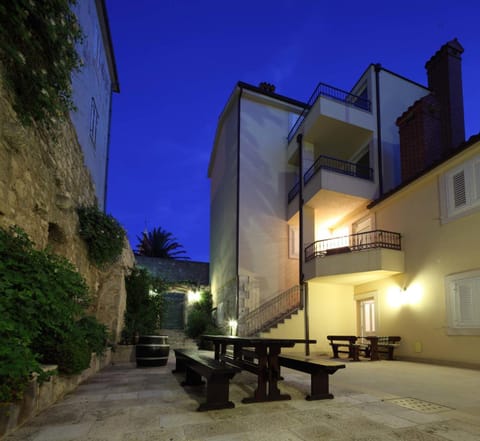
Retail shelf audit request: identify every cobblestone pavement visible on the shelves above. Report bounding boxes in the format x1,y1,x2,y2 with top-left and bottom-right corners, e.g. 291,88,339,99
5,355,480,441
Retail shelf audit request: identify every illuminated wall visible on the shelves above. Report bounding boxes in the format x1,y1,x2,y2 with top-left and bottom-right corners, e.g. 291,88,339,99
357,140,480,366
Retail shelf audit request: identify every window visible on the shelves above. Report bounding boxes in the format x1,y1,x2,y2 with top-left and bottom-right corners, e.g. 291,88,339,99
445,270,480,335
288,225,299,259
89,97,99,146
441,156,480,222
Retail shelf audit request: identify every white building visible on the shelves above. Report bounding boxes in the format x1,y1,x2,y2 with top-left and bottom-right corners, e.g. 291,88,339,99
70,0,119,211
208,40,480,367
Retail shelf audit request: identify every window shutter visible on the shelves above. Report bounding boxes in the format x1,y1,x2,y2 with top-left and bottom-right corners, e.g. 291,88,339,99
474,161,480,201
453,278,480,327
452,170,466,208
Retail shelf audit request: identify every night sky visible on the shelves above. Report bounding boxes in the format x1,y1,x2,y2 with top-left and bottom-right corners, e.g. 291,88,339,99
105,0,480,262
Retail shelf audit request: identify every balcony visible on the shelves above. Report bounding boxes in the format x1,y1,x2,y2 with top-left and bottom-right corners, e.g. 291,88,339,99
287,153,376,221
287,82,372,144
304,230,404,285
288,155,373,203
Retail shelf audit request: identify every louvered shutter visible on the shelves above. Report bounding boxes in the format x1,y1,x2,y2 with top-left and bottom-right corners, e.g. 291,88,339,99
452,170,467,208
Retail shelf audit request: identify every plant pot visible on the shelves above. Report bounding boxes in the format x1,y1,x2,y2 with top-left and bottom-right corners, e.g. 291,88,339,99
136,335,169,367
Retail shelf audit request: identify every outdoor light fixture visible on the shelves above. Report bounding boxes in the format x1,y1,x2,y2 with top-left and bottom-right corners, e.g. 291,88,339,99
228,319,238,336
187,290,201,304
387,282,423,308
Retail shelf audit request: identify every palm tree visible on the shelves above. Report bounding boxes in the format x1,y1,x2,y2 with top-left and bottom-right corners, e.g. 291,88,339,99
136,227,189,259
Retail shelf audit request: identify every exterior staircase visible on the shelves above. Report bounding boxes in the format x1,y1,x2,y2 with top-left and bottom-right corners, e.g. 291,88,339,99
238,285,302,336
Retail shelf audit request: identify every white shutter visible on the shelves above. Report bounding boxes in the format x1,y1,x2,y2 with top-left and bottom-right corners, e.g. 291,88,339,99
452,277,480,327
474,160,480,201
452,170,466,208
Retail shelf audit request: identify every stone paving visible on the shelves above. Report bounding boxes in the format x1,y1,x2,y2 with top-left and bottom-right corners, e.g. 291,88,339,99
4,355,480,441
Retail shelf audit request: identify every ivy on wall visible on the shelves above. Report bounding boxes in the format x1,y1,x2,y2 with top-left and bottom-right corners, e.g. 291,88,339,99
0,0,83,128
77,206,126,267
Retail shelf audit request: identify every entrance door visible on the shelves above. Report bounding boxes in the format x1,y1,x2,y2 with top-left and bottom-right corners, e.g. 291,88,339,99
358,298,376,337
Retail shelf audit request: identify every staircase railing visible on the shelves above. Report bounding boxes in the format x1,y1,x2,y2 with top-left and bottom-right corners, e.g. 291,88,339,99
238,285,302,336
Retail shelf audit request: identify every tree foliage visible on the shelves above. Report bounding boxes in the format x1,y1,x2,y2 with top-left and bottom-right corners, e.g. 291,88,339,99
136,227,189,260
121,267,166,345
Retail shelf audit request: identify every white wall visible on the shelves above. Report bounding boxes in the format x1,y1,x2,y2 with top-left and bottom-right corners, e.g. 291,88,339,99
238,93,300,308
70,0,115,210
377,70,429,192
209,100,239,322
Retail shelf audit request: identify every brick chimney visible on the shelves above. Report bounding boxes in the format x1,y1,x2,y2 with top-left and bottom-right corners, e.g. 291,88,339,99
397,95,442,182
425,38,465,154
397,39,466,183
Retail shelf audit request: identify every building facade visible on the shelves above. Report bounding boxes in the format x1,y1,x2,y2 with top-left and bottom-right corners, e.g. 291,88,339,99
70,0,119,211
209,40,480,367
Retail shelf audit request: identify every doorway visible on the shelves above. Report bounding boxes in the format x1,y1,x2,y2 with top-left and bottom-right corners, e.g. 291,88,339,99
358,297,376,338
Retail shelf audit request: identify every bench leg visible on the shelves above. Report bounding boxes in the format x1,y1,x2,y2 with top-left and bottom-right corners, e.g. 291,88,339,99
172,356,186,373
198,374,235,412
349,345,360,362
307,370,334,400
182,366,205,386
387,347,395,360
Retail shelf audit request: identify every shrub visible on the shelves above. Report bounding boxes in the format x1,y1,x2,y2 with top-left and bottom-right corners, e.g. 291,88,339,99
121,267,165,345
0,226,101,402
77,206,125,267
77,315,108,356
185,289,222,339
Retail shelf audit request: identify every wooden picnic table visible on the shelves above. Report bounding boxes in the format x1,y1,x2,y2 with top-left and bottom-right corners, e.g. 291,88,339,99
201,335,316,403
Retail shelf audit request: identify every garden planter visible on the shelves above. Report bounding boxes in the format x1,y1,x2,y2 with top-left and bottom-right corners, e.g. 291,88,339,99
136,335,169,367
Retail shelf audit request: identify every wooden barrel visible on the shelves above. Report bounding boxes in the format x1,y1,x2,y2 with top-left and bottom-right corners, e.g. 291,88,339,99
136,335,169,367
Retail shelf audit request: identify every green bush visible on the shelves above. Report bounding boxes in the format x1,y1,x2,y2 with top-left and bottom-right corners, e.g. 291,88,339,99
77,315,108,356
0,0,83,128
77,206,125,267
185,290,222,339
0,226,107,402
121,267,165,345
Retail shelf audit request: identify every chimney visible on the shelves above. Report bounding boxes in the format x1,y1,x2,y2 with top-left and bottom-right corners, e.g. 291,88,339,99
397,95,442,182
425,38,465,153
258,82,276,93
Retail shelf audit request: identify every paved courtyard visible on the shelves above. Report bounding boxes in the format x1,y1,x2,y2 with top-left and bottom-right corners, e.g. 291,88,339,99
5,355,480,441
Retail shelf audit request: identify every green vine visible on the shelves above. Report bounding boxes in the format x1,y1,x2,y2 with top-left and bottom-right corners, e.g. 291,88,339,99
77,206,125,267
0,0,83,128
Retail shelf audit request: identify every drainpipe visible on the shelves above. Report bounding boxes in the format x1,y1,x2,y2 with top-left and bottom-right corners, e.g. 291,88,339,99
297,133,310,355
375,64,384,196
235,87,243,323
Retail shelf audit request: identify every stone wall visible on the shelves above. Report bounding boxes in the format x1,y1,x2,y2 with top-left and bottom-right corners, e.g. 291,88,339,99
0,350,112,439
0,72,134,342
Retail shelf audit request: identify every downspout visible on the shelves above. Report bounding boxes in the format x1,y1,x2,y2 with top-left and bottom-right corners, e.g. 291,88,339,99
297,133,310,355
375,64,384,196
103,89,114,212
235,87,243,322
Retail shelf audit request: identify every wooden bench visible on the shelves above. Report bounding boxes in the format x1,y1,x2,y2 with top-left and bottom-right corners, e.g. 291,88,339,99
326,335,359,361
173,349,240,411
279,354,345,400
364,336,401,360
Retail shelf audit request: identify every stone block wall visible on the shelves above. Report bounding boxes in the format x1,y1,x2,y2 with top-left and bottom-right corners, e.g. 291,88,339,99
0,71,134,342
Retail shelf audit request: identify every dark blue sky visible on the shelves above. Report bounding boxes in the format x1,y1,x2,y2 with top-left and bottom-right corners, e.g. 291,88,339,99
106,0,480,263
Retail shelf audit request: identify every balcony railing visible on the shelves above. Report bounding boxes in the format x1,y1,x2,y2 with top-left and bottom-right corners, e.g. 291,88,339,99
287,155,373,203
305,230,402,262
305,155,373,183
287,82,372,143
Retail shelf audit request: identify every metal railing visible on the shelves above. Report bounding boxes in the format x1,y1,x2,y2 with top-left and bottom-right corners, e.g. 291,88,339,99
305,230,402,262
305,154,373,183
238,285,302,336
287,155,373,203
287,82,372,143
